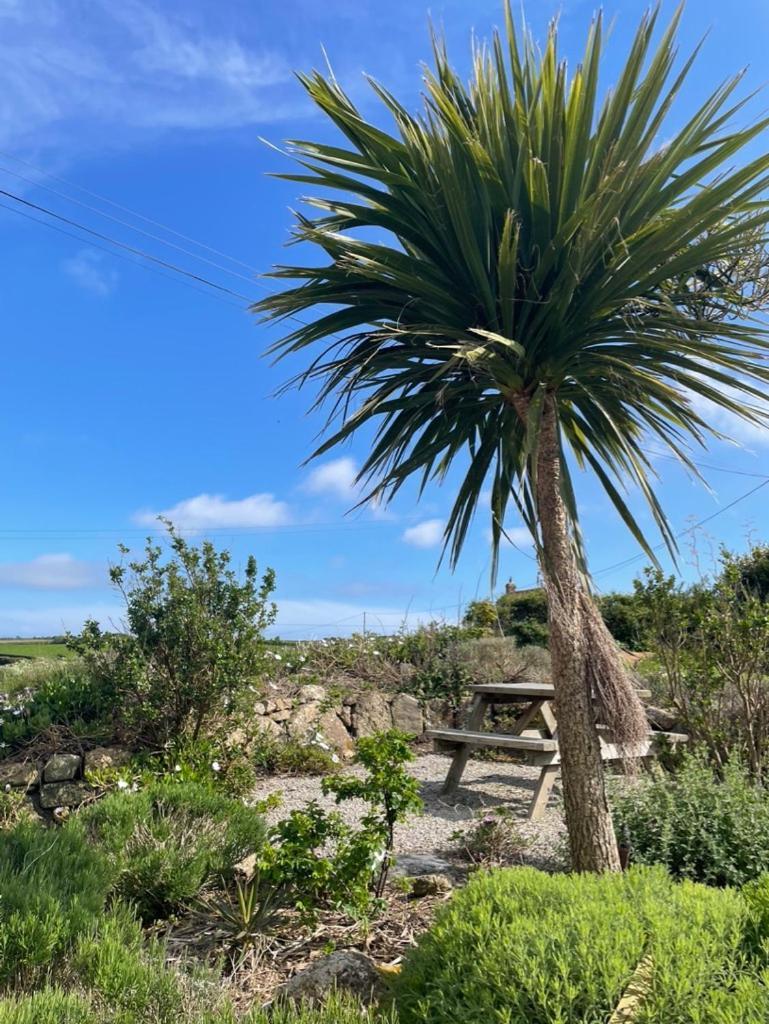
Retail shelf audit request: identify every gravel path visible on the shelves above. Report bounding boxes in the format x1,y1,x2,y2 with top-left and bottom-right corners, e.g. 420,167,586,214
251,753,567,871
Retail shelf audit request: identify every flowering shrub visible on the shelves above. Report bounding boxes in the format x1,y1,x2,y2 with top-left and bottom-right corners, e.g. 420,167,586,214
69,523,276,749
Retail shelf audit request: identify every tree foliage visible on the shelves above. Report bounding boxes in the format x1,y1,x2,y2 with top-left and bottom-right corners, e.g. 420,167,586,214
70,523,276,748
256,2,769,580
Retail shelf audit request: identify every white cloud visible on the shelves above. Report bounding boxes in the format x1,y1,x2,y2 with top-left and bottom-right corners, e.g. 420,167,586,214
485,525,534,549
62,249,118,295
134,492,292,531
0,554,102,590
304,457,359,501
402,519,444,549
0,0,301,153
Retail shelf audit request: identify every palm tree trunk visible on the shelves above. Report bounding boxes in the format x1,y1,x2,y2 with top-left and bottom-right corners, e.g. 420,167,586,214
534,394,621,872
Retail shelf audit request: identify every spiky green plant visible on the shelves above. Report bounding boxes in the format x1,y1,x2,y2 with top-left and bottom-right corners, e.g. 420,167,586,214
256,3,769,870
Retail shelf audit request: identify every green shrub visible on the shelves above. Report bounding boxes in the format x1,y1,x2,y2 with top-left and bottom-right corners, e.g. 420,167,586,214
394,866,758,1024
69,524,276,749
0,991,94,1024
612,753,769,887
0,818,112,986
251,732,337,776
81,780,264,921
244,995,397,1023
0,659,111,751
323,731,422,896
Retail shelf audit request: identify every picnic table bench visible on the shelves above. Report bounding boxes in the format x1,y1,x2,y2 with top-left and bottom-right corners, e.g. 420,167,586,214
426,681,687,819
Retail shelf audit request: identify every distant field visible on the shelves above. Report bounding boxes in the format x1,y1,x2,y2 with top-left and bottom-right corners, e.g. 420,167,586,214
0,641,73,660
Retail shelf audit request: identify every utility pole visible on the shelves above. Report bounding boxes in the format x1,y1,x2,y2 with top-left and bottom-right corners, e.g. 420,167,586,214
363,611,367,637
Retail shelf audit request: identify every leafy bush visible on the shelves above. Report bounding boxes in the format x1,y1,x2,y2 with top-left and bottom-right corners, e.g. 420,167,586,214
633,553,769,774
0,818,112,986
70,524,276,748
451,807,528,867
394,865,761,1024
81,780,264,921
250,731,337,776
323,731,423,895
0,659,111,751
612,753,769,887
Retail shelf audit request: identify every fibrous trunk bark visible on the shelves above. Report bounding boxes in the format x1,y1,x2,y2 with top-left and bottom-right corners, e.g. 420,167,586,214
533,394,645,872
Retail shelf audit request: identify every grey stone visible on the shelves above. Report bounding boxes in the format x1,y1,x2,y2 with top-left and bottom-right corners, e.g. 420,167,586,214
270,708,291,723
316,710,355,759
646,706,680,732
233,852,258,883
86,746,131,773
280,951,383,1006
286,702,323,741
39,781,92,809
409,873,453,898
354,692,392,737
391,853,454,879
43,753,82,783
253,701,267,716
390,693,423,735
297,684,327,703
0,761,38,791
258,717,286,740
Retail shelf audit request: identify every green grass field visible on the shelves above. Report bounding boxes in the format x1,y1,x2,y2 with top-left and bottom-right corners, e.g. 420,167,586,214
0,641,72,660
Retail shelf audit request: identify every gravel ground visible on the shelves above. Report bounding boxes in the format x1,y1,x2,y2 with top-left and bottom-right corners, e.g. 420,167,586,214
250,752,567,871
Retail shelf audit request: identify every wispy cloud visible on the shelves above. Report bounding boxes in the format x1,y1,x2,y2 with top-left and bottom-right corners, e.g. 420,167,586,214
303,457,359,501
0,0,302,153
134,492,292,531
62,248,118,295
402,519,444,549
0,554,102,590
485,525,534,548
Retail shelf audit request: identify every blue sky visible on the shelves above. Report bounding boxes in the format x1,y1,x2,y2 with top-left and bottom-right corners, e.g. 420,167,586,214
2,0,769,638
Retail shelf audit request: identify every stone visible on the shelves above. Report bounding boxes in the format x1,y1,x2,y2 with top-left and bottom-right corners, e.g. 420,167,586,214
86,746,131,773
296,684,327,703
339,705,353,728
409,873,453,898
646,706,680,732
43,753,82,783
233,852,258,883
39,781,92,809
286,702,323,741
258,718,286,740
0,761,38,791
270,709,292,723
391,853,454,879
354,692,392,737
225,728,248,750
280,951,383,1006
390,693,423,735
316,710,355,759
253,701,267,716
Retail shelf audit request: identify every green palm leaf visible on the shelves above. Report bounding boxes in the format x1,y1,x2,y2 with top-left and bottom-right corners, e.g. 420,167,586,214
256,1,769,581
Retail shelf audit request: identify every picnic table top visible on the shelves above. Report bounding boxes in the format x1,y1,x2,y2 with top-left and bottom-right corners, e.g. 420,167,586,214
470,682,652,700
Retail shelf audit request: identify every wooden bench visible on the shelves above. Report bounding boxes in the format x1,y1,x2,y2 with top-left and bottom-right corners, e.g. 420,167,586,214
427,681,686,819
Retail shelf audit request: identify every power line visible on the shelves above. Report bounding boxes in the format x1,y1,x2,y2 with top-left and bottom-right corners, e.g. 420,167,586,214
0,187,257,303
0,148,261,275
0,162,259,288
0,200,245,311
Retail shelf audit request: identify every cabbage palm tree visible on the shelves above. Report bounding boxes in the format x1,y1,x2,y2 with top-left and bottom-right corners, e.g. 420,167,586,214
256,4,769,871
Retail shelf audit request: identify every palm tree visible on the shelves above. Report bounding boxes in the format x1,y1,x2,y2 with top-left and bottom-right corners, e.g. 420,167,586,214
255,4,769,870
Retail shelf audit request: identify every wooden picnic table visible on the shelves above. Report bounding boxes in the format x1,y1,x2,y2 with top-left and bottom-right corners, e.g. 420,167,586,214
426,681,685,819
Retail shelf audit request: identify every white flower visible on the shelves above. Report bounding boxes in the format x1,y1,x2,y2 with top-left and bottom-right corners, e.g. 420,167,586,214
274,654,282,662
331,754,340,764
211,761,221,772
3,784,10,793
299,655,306,663
116,779,129,790
174,764,181,773
373,650,381,656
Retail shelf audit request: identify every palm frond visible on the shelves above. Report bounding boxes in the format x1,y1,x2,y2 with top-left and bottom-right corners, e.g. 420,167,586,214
256,1,769,579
